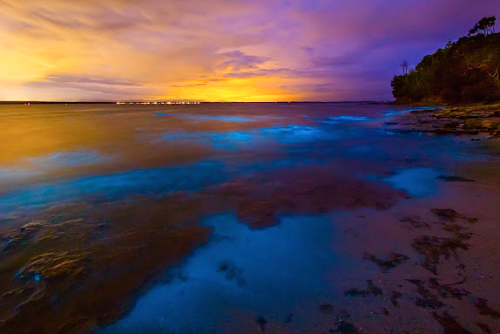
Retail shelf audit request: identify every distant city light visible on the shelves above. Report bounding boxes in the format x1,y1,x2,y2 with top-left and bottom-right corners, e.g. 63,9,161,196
116,101,200,105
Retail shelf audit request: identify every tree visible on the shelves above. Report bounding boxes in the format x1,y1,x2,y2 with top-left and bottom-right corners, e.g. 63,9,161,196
469,16,496,36
392,23,500,104
400,59,408,75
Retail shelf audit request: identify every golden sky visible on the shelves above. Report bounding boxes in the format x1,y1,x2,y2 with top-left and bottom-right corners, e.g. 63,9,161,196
0,0,498,101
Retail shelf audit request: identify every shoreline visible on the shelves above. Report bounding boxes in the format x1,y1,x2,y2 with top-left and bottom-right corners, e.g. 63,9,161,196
386,103,500,138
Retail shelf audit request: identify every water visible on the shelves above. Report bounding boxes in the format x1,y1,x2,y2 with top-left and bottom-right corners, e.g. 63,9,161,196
0,103,462,209
1,103,498,334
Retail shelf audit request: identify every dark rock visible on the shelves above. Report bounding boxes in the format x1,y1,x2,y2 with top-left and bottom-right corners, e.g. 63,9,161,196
437,175,476,182
412,234,469,274
256,316,267,332
399,216,430,228
344,280,382,297
284,313,293,324
432,312,472,334
319,303,334,314
427,277,470,300
406,277,470,311
411,109,436,114
406,279,444,309
475,322,492,334
431,208,462,221
363,252,409,272
391,291,402,307
330,321,358,334
475,298,500,318
3,222,45,252
217,261,247,286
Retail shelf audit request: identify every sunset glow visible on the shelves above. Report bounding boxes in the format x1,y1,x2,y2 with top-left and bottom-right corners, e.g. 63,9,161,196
0,0,498,102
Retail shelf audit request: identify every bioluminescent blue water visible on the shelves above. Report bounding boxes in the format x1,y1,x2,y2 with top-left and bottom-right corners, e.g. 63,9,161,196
384,106,441,116
318,115,374,124
383,167,442,197
0,160,228,212
97,213,349,334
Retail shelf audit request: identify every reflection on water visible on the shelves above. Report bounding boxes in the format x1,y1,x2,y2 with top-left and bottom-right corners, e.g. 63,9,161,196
383,167,442,197
97,213,345,334
1,103,499,334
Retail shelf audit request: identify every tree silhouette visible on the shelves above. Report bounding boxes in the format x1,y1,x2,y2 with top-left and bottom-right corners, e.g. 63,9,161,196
400,59,408,75
392,22,500,104
469,16,496,36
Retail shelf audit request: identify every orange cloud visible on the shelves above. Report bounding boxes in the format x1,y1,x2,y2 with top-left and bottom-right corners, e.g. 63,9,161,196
1,0,498,101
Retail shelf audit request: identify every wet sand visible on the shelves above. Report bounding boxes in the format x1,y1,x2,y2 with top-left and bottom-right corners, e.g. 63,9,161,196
0,103,499,333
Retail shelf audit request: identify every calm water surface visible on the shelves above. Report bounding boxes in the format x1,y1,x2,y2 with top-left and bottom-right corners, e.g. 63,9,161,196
1,103,498,334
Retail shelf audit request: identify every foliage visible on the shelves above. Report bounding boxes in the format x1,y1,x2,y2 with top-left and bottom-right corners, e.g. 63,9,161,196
469,16,496,36
392,16,500,104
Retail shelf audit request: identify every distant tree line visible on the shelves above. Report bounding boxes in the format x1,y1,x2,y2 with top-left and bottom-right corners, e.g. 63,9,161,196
392,16,500,104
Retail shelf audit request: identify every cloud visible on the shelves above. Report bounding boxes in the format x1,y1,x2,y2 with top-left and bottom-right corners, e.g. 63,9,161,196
0,0,499,101
217,50,269,71
43,75,141,86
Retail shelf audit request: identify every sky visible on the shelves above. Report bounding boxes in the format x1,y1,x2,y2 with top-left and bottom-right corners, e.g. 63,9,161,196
0,0,499,102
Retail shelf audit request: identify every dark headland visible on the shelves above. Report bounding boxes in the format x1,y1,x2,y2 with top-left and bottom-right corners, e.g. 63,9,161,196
389,16,500,137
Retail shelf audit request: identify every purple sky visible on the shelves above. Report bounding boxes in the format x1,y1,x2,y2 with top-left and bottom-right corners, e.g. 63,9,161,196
0,0,499,101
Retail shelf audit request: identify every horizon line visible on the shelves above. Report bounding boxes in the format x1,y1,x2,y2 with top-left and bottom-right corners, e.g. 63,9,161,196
0,100,392,104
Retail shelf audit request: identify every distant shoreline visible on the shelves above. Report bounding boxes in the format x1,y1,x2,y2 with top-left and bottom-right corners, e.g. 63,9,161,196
0,101,391,105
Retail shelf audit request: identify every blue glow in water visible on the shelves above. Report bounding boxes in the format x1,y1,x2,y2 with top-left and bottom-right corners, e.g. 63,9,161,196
161,132,196,141
383,167,442,197
384,106,442,116
318,115,373,124
96,213,345,334
161,124,337,149
260,125,332,143
0,157,316,214
0,161,227,212
199,115,252,122
209,131,255,150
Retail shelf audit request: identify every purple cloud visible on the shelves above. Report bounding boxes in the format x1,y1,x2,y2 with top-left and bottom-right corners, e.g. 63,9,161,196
1,0,499,101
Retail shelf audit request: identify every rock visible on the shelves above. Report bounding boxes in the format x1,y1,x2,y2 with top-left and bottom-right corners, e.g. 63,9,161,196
330,321,358,334
217,261,247,286
475,298,500,318
406,279,444,309
319,303,334,314
17,252,90,284
256,316,267,332
344,280,382,297
432,312,472,334
431,208,462,221
363,252,409,272
437,175,475,182
391,291,402,307
475,322,492,334
411,234,469,274
399,216,430,228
